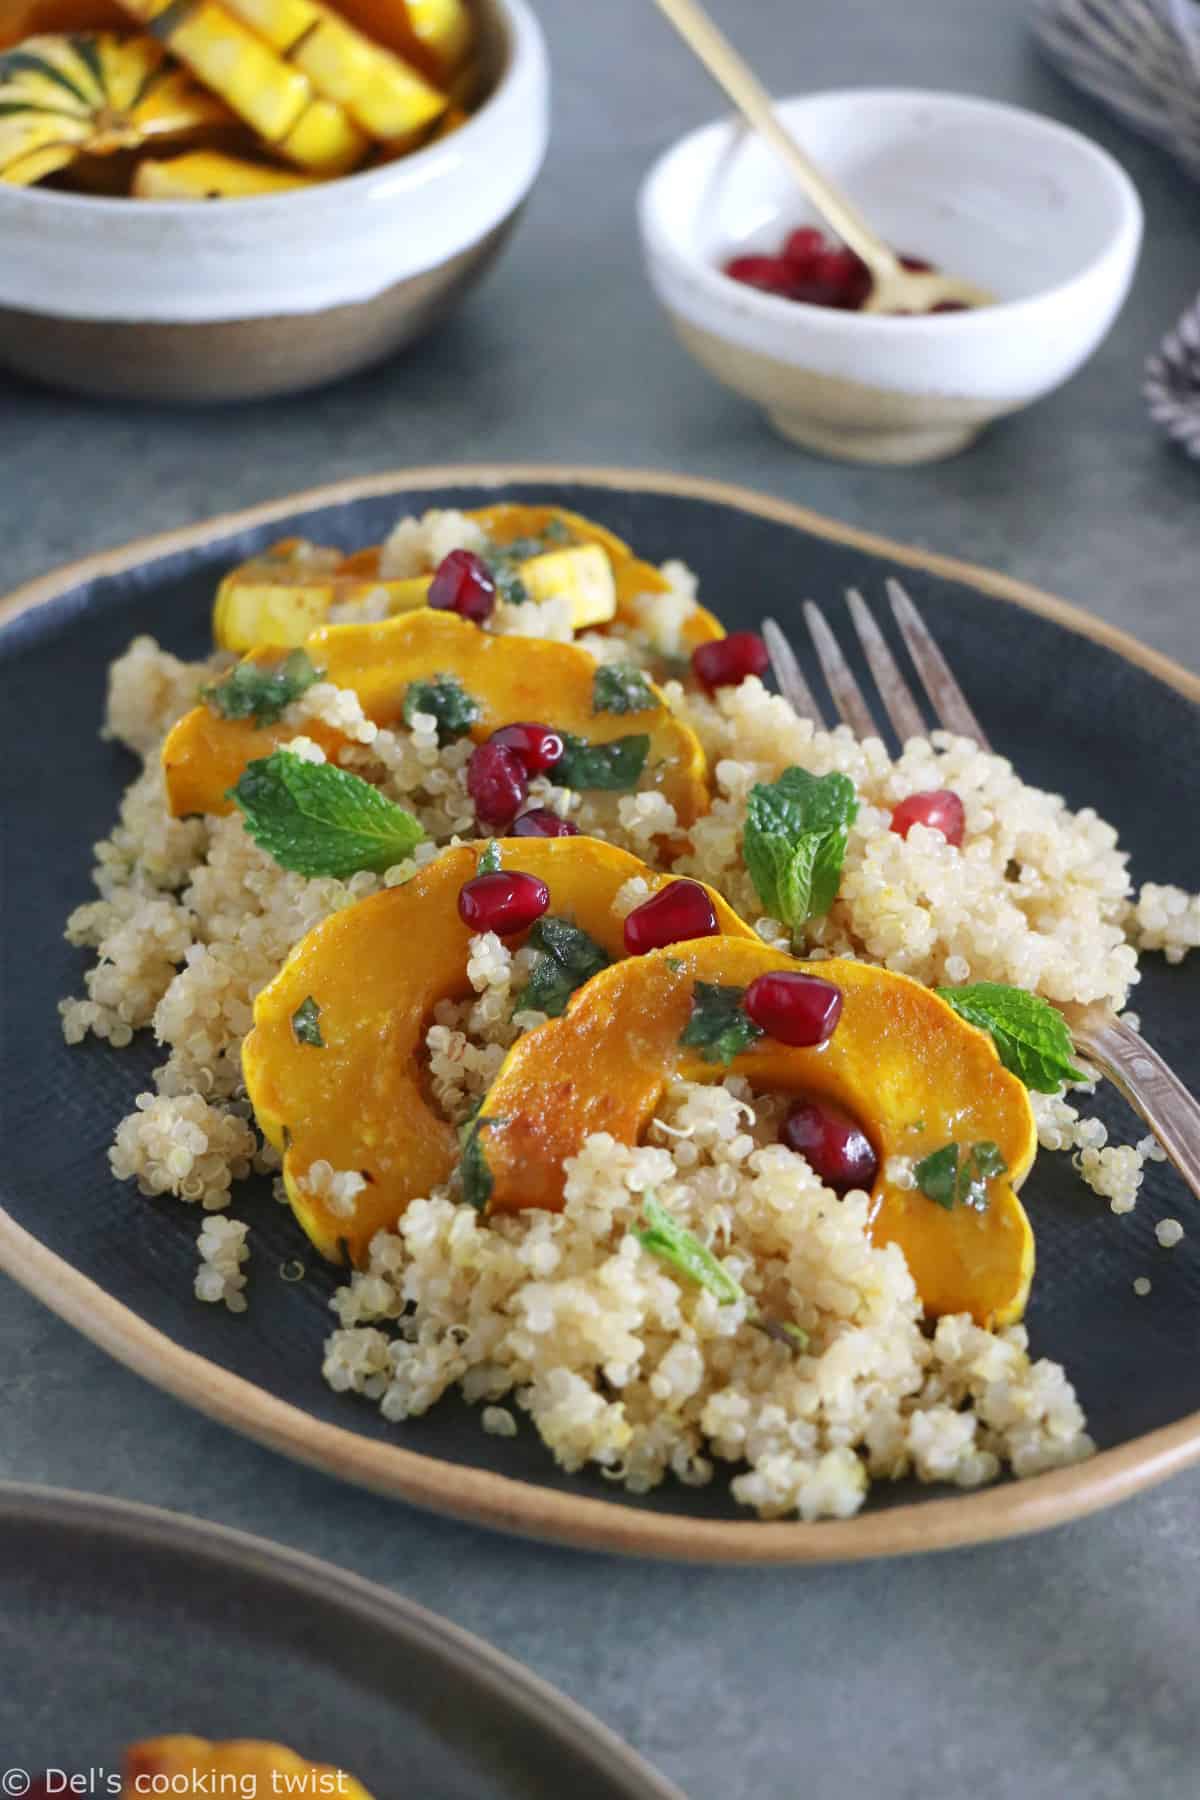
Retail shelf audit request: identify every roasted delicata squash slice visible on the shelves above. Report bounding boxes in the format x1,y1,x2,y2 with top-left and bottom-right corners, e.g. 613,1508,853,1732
212,537,427,652
164,607,710,824
469,502,726,660
325,0,473,81
242,840,757,1263
123,1737,373,1800
115,0,369,172
220,0,447,141
474,937,1038,1327
0,31,235,186
132,146,317,194
211,505,723,652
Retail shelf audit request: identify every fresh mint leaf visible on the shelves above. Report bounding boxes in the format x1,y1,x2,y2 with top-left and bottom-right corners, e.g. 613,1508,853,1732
516,916,611,1017
477,840,502,875
203,648,322,727
743,767,858,933
915,1140,1008,1212
635,1195,745,1305
935,981,1086,1093
230,750,424,879
291,996,323,1047
555,733,650,791
490,560,528,605
679,981,763,1066
461,1114,500,1211
593,663,656,716
402,674,480,745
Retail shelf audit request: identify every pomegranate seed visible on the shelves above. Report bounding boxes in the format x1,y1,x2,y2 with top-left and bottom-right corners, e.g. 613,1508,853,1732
780,1098,879,1194
467,741,527,828
890,788,966,847
511,807,580,838
691,631,770,693
783,226,825,269
624,879,719,954
724,254,795,295
427,548,496,623
458,869,549,935
743,971,843,1046
490,721,564,775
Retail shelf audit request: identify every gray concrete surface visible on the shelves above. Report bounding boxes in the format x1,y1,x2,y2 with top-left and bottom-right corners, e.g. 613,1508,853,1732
2,1,1198,1795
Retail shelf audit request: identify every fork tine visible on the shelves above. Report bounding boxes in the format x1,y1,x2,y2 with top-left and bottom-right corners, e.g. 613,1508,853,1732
802,601,880,740
761,617,826,728
886,579,992,750
844,589,927,744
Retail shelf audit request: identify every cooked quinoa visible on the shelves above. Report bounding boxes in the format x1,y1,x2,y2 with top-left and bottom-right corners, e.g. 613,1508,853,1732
58,506,1200,1521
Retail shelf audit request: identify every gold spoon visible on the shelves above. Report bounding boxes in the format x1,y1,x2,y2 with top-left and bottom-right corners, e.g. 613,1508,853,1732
652,0,992,315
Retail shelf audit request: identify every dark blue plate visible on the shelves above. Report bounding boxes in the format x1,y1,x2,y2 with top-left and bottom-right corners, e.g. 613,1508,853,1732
0,1482,681,1796
3,467,1198,1561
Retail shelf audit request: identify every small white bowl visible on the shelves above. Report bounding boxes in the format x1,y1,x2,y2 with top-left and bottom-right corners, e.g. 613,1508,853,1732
638,89,1143,464
0,0,548,403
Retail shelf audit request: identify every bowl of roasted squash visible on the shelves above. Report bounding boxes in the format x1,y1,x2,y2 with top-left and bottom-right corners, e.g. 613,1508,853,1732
0,0,548,401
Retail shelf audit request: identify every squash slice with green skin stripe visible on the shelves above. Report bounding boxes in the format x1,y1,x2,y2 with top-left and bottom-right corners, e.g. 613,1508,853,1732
164,606,710,825
474,937,1038,1328
242,840,757,1264
0,31,234,185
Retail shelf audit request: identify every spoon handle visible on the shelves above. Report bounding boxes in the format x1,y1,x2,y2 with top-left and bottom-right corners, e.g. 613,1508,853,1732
650,0,897,274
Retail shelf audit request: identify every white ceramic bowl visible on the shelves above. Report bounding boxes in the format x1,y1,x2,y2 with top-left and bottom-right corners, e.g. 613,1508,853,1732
638,89,1143,464
0,0,548,403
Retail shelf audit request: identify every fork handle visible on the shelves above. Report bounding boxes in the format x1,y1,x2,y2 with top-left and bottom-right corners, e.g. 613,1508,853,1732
1069,1011,1200,1202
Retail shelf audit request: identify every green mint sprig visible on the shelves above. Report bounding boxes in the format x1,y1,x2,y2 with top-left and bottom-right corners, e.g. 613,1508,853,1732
679,981,763,1066
742,768,858,936
554,732,650,791
202,648,323,727
516,916,611,1017
936,981,1086,1093
229,750,424,879
477,840,503,875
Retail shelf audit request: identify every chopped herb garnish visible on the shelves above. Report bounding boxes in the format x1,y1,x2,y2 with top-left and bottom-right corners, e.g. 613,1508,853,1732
516,916,611,1017
490,559,528,605
229,749,424,879
635,1195,744,1305
679,981,763,1066
461,1114,500,1211
477,840,503,875
542,517,572,544
593,663,656,716
935,981,1086,1093
402,673,480,744
554,732,650,791
202,648,323,727
291,995,324,1047
635,1194,808,1350
915,1140,1008,1212
742,767,858,937
664,956,685,973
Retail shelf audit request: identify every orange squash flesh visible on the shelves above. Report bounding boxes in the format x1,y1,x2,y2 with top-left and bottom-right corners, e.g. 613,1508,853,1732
242,840,757,1264
476,937,1037,1328
162,607,709,824
124,1737,373,1799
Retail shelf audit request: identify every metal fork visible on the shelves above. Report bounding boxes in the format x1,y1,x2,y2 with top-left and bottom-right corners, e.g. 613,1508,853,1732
762,584,1200,1203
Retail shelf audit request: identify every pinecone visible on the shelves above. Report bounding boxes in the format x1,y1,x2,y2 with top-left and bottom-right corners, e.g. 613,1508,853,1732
1145,298,1200,458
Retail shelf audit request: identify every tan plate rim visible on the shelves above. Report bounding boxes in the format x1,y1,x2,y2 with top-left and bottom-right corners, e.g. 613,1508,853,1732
3,461,1199,1565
